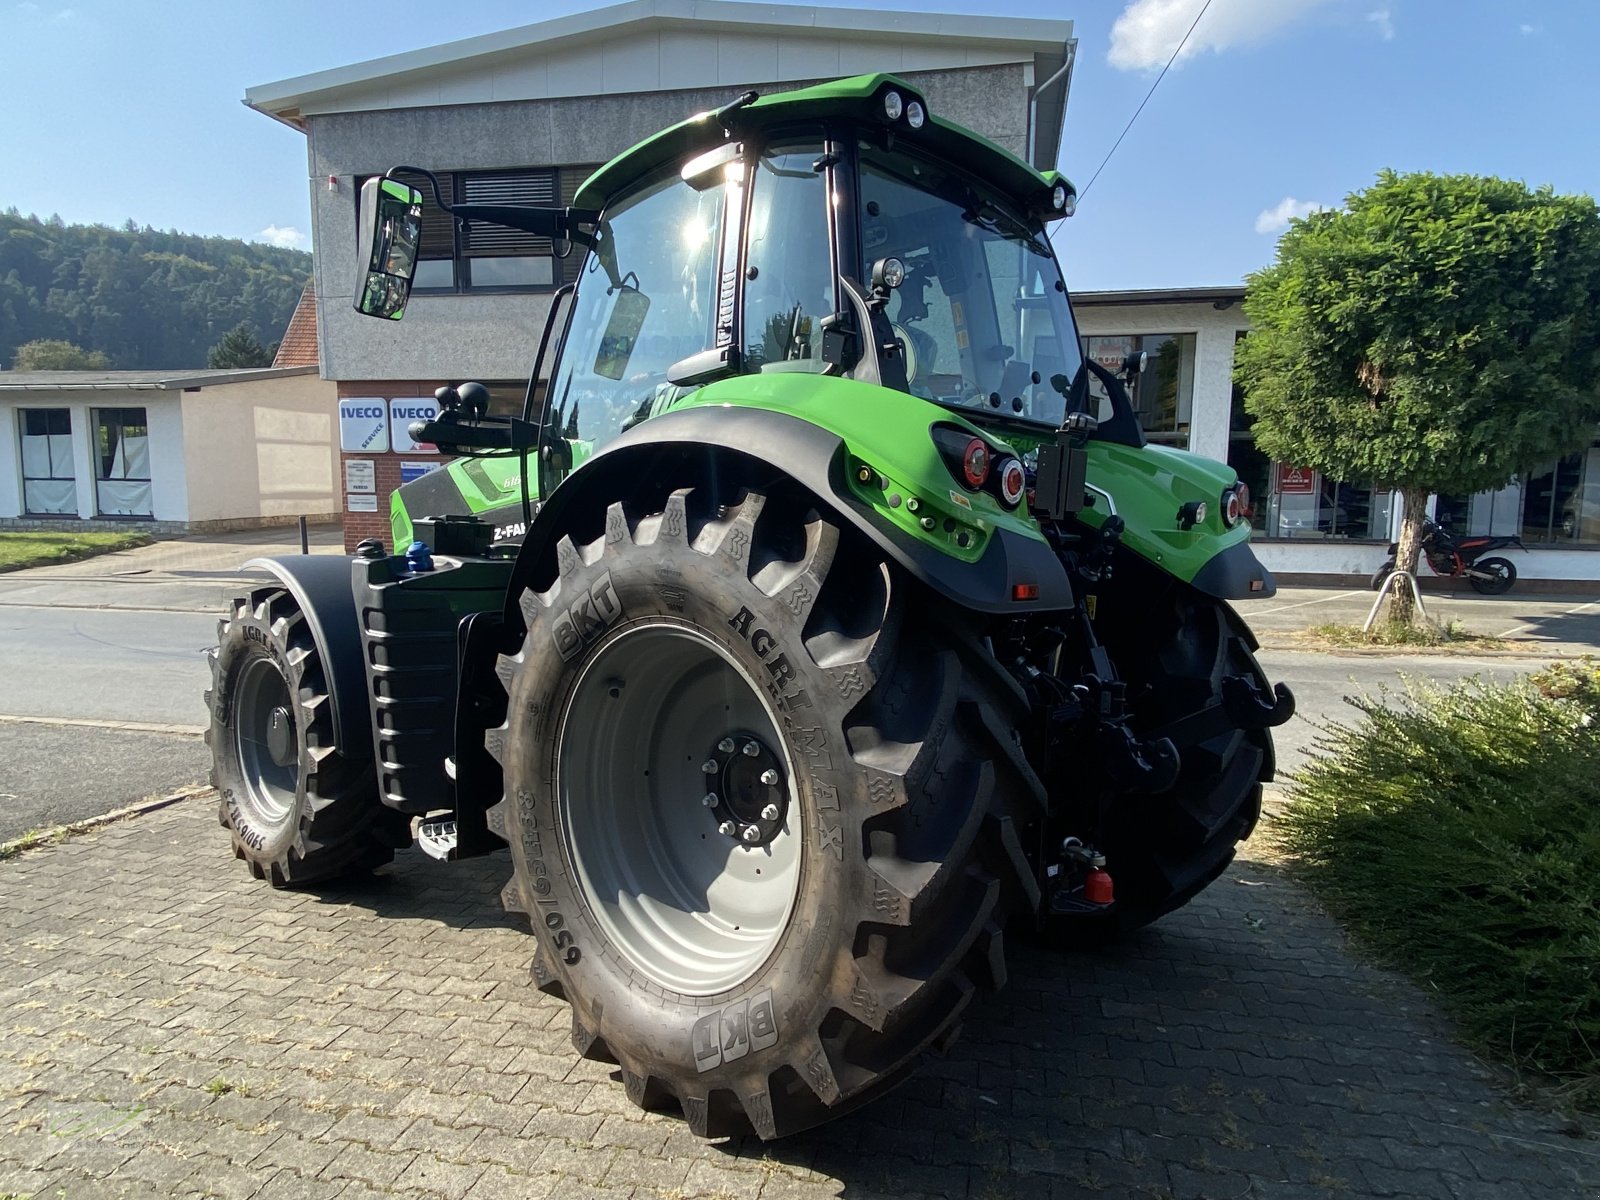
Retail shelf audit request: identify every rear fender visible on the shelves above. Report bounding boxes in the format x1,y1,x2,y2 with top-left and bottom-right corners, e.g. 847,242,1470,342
499,403,1073,634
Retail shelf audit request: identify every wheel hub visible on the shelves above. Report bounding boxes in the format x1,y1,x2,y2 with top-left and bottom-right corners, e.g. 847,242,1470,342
701,734,787,847
266,705,297,768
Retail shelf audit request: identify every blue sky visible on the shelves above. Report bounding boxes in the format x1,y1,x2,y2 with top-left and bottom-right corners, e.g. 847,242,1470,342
2,0,1596,290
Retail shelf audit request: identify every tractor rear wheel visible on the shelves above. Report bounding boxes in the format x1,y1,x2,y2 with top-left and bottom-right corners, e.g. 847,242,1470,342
207,588,408,885
1064,563,1279,941
487,486,1043,1138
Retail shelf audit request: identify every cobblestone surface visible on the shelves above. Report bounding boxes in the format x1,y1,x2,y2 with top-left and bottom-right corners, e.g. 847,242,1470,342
1,796,1595,1200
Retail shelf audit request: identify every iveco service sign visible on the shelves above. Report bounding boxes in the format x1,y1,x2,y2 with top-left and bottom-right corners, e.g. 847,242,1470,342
389,397,440,454
338,398,389,453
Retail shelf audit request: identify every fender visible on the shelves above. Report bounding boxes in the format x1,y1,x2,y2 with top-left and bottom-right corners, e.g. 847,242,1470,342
501,405,1073,632
240,555,370,755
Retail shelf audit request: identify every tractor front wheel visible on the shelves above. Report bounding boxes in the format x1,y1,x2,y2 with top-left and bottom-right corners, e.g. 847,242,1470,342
207,588,408,885
488,486,1043,1138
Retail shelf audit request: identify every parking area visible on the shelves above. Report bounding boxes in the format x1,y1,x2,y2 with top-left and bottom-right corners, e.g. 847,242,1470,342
1,797,1595,1200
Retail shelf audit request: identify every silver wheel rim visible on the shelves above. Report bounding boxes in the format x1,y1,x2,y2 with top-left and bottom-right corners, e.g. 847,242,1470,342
557,622,802,996
233,656,299,825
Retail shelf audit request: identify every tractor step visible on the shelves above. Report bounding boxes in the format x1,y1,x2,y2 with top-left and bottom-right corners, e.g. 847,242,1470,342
418,819,458,861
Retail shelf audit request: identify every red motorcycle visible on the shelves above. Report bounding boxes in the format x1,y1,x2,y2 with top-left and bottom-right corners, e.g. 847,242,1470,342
1370,518,1526,595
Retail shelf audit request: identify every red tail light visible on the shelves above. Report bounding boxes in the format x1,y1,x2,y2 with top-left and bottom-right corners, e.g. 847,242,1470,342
997,458,1025,507
962,438,990,488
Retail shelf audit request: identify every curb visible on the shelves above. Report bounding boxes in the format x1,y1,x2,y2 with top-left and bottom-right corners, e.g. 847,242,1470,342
0,785,213,861
1256,639,1578,660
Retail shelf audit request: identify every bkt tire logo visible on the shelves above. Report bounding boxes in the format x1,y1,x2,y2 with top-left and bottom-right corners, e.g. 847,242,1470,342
692,988,778,1072
552,572,622,662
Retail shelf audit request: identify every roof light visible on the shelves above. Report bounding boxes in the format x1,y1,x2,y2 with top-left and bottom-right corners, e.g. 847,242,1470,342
1223,489,1242,527
961,438,991,489
1059,187,1078,218
998,458,1026,507
883,90,903,121
906,100,926,129
1052,184,1067,211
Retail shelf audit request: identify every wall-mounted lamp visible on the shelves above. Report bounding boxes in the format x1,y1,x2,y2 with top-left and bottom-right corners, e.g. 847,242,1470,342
327,175,339,191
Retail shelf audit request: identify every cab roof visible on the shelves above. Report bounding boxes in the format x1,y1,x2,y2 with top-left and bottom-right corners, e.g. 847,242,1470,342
575,73,1068,213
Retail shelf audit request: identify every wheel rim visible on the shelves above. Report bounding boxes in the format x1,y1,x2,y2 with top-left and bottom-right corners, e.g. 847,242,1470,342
232,656,300,825
557,622,802,996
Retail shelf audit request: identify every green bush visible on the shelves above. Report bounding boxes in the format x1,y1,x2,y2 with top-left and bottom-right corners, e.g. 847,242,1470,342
1275,666,1600,1106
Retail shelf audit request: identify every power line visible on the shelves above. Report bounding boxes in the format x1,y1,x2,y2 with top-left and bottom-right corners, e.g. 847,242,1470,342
1078,0,1214,202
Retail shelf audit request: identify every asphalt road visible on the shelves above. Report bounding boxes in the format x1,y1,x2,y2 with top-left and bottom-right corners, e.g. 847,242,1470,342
0,572,1563,844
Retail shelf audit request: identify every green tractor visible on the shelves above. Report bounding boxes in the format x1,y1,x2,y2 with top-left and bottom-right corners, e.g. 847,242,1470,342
208,74,1293,1138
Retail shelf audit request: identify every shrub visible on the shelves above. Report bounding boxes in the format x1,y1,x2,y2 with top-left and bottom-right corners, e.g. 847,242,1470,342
1275,668,1600,1106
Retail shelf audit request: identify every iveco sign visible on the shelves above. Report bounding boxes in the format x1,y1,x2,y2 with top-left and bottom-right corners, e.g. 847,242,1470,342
338,398,388,453
389,397,441,454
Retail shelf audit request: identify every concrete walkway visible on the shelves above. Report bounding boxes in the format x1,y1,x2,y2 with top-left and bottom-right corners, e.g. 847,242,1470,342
1,796,1594,1200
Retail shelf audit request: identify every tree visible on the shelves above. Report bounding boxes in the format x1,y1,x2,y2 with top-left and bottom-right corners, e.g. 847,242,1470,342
207,322,273,369
10,338,110,370
1236,170,1600,621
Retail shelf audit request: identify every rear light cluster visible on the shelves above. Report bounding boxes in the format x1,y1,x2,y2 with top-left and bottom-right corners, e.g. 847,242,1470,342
1221,482,1251,527
932,424,1024,510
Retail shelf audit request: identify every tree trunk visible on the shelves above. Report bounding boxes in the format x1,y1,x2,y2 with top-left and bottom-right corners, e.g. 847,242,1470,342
1385,487,1431,625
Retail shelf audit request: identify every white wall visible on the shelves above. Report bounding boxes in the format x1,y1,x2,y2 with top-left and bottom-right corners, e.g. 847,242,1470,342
1073,299,1247,463
179,375,339,522
1,395,183,521
0,407,19,516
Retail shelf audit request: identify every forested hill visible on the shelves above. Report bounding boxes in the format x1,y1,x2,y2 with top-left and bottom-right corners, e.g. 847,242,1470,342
0,210,312,369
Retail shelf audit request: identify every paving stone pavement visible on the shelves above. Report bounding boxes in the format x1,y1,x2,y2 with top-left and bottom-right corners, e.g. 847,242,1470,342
1,796,1596,1200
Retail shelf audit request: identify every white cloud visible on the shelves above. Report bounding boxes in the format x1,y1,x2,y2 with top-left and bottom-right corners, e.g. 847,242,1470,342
1366,8,1394,40
1519,22,1542,35
256,225,309,250
1254,196,1325,234
1108,0,1334,71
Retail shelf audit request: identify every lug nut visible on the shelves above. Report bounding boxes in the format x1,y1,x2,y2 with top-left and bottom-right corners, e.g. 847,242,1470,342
742,825,762,843
702,759,719,774
717,737,736,753
742,741,760,758
906,497,921,513
920,516,936,531
761,803,780,821
702,793,718,808
759,768,778,785
718,820,737,837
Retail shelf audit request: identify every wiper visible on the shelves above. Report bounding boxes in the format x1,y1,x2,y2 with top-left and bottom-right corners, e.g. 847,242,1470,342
962,203,1052,257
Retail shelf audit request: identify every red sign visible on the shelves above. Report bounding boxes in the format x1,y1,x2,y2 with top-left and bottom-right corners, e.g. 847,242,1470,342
1276,464,1316,495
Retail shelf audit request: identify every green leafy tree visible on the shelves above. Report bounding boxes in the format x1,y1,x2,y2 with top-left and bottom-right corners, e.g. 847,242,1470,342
207,322,273,369
10,338,110,370
1236,170,1600,621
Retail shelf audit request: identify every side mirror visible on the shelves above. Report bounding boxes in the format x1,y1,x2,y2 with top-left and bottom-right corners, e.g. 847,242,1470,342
355,177,425,320
592,286,651,380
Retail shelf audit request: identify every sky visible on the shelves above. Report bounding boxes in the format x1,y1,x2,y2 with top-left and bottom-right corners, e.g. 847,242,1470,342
2,0,1598,291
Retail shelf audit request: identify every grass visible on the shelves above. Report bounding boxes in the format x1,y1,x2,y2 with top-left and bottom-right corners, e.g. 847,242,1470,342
1300,618,1507,651
1273,659,1600,1109
0,530,152,572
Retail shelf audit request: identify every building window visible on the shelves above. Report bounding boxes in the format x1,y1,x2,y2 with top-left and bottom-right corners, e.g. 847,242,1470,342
19,408,76,515
1228,339,1392,540
371,165,600,295
1437,439,1600,547
92,407,152,518
1081,333,1194,446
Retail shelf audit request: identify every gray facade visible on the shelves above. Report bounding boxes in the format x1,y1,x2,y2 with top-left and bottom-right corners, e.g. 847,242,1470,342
248,1,1074,384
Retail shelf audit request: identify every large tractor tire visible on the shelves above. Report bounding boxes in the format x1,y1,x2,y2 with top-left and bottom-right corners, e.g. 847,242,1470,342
1071,561,1281,940
207,588,409,886
486,486,1043,1138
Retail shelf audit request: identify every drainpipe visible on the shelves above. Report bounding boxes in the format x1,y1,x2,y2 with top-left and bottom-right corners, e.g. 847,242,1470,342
1029,39,1078,170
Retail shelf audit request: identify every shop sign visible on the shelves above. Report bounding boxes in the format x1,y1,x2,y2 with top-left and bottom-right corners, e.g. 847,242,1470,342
346,493,379,513
1276,464,1316,495
400,460,443,484
390,397,441,454
339,398,388,453
345,459,375,493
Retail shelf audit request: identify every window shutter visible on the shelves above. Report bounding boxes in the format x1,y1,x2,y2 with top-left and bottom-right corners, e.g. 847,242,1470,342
560,165,601,284
460,170,558,257
392,170,457,260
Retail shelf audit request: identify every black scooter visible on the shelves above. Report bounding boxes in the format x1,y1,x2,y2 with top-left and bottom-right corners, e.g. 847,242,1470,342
1371,518,1526,595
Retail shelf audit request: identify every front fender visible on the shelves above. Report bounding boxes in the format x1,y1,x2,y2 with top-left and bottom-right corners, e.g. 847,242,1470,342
1080,441,1275,600
504,395,1072,628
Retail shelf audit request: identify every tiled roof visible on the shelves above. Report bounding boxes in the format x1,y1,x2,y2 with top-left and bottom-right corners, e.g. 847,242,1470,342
272,280,319,368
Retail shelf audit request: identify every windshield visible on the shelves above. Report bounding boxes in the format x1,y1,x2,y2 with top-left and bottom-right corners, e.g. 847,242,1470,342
857,141,1084,426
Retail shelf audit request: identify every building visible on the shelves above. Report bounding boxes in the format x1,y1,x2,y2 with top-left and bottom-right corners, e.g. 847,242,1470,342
1075,286,1600,586
0,368,341,534
244,0,1076,549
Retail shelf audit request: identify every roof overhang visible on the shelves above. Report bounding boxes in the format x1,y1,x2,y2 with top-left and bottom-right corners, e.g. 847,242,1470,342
245,0,1073,166
1073,286,1248,309
0,367,319,393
